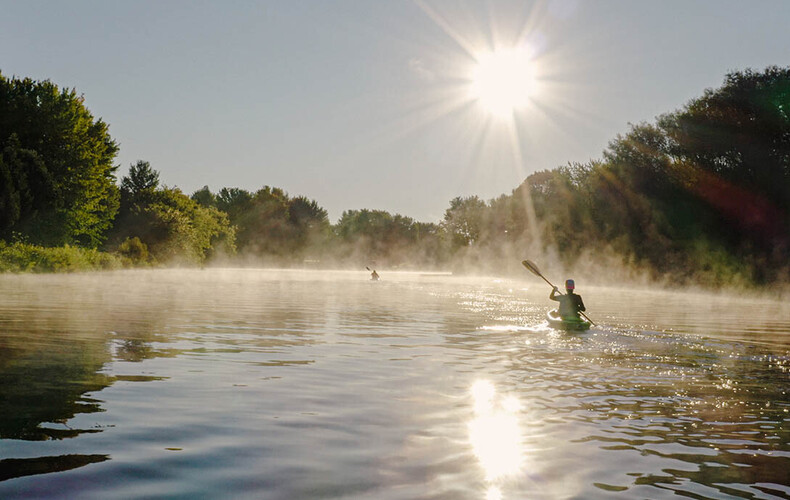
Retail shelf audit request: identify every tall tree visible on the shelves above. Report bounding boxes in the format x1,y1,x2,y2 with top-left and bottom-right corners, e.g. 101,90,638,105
0,135,53,237
288,195,330,253
216,187,253,220
442,196,486,248
109,163,235,264
0,73,119,247
191,185,217,208
233,186,291,254
332,208,442,267
659,67,790,252
121,160,159,197
477,66,790,284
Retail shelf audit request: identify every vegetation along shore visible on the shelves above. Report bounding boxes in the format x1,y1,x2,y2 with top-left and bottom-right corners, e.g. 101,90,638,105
1,67,788,288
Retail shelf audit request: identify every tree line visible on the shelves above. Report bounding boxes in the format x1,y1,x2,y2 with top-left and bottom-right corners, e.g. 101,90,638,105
1,68,788,285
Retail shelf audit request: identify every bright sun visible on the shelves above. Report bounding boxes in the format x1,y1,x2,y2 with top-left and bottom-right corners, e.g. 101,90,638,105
469,48,537,117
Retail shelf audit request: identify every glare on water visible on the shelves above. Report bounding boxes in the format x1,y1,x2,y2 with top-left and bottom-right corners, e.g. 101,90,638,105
468,380,523,482
0,269,788,499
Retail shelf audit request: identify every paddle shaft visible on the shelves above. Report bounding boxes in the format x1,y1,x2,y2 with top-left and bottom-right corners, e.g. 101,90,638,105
534,270,559,291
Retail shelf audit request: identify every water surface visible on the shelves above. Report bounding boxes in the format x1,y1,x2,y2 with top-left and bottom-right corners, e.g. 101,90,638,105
0,269,788,499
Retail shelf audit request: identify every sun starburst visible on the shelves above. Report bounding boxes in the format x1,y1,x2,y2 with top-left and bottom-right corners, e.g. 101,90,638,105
469,48,538,117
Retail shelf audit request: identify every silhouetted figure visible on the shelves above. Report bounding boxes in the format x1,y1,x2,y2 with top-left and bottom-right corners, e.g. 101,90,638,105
370,270,380,281
550,279,585,319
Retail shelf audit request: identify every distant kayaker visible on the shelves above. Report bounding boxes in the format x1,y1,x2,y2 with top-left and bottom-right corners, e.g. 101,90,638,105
370,270,380,281
550,279,585,319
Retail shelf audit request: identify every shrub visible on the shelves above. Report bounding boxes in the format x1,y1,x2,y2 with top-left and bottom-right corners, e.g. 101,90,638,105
116,236,150,265
0,241,122,273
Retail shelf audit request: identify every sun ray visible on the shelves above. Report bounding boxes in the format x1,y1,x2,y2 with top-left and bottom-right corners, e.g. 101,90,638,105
505,111,542,247
515,0,550,48
355,0,612,235
413,0,479,59
371,88,476,147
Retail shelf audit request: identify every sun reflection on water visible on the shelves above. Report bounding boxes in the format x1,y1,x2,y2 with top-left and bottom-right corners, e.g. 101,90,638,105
468,380,524,497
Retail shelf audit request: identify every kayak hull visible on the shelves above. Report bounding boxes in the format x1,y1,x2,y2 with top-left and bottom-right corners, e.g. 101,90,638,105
546,310,590,331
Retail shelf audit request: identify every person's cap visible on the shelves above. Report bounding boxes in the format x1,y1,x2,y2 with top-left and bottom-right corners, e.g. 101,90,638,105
565,279,575,290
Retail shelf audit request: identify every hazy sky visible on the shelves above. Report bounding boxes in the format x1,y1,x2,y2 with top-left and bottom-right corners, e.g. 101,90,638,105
2,1,788,222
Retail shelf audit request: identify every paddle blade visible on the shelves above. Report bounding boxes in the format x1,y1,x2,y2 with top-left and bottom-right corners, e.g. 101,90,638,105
521,260,541,276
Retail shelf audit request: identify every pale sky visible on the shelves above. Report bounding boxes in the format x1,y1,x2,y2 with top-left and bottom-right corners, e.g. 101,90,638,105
2,0,789,223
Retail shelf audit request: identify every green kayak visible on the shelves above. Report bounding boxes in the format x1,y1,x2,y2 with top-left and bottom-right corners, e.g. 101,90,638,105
546,310,591,331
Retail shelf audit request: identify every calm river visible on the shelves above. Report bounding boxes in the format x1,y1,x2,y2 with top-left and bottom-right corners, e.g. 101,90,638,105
0,269,788,499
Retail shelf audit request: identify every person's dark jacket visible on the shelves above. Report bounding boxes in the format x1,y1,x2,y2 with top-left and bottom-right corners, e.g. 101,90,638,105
550,288,585,319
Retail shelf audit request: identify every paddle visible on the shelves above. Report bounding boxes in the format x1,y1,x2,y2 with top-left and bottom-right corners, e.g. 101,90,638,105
521,260,596,326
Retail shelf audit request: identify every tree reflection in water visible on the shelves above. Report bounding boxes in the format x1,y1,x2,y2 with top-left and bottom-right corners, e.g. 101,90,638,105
0,283,180,485
0,304,175,441
0,455,109,482
0,327,111,441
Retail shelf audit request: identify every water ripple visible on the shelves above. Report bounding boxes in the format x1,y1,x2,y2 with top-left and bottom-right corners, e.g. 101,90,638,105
0,270,788,499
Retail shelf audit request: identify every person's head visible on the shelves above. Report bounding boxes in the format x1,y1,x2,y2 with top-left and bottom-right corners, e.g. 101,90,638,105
565,279,575,293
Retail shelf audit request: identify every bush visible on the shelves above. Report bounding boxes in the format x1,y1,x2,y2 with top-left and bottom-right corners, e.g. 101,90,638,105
0,241,123,273
116,237,150,265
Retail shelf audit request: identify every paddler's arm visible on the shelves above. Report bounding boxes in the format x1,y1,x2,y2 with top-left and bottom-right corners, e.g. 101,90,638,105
549,287,560,301
576,295,586,312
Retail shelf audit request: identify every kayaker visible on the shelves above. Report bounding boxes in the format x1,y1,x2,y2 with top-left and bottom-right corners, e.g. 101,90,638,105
550,279,585,319
370,270,380,281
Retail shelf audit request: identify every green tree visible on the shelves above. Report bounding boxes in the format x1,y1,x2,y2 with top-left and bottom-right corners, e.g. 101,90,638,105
191,185,217,208
332,208,442,267
288,195,330,254
0,135,54,237
442,196,487,248
0,73,119,247
233,186,291,255
121,160,159,197
659,67,790,252
216,187,253,220
109,163,235,264
201,185,331,261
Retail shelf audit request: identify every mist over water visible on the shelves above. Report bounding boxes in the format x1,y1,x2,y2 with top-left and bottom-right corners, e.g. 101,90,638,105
0,269,788,499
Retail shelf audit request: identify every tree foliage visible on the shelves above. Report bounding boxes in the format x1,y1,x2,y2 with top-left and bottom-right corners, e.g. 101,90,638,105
191,185,217,208
109,163,235,264
436,67,790,284
443,196,487,248
121,160,160,197
0,73,119,247
334,209,443,267
3,67,788,284
190,185,331,261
